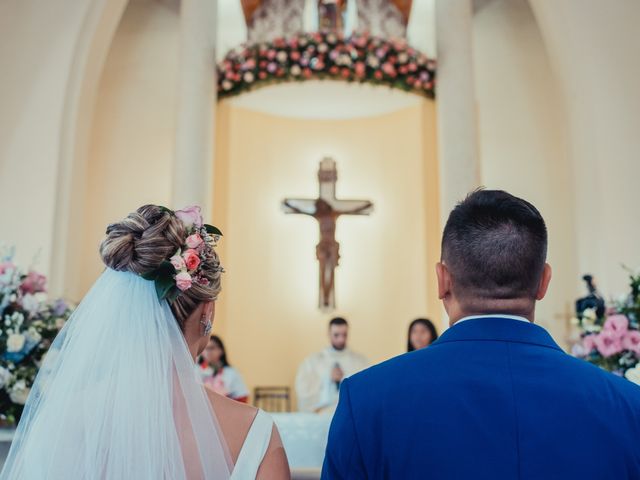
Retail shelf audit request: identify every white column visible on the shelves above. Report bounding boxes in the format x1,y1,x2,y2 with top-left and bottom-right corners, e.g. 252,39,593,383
173,0,217,216
435,0,481,219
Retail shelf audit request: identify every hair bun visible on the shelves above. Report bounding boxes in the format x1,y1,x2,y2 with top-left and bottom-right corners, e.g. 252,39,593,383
100,205,185,275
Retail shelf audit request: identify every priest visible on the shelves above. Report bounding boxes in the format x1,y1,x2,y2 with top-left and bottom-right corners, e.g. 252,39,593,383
295,317,368,414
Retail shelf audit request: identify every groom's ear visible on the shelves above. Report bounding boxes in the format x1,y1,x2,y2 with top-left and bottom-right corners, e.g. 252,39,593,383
535,263,552,301
436,262,452,300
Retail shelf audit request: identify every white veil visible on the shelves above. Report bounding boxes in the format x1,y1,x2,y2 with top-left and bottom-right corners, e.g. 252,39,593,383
0,268,233,479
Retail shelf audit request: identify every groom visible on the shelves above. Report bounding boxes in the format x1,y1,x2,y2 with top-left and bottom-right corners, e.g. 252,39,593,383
322,189,640,479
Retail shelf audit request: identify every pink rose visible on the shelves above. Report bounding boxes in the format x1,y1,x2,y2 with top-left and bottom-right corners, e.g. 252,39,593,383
175,272,192,291
622,330,640,355
593,330,624,357
603,314,629,338
170,254,186,271
185,233,203,249
175,205,203,229
20,271,47,294
182,249,201,271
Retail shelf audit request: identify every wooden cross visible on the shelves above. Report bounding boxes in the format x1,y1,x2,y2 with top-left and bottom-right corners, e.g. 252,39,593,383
282,158,373,311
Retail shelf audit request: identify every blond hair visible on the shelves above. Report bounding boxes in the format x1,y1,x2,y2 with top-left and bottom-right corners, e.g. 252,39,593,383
99,205,222,329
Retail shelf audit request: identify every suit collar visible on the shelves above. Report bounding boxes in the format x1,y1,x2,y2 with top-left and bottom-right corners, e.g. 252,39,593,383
434,316,564,352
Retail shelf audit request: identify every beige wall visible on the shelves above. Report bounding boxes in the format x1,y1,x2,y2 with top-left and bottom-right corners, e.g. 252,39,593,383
0,0,109,274
473,0,577,342
213,102,440,402
73,0,180,299
530,0,640,296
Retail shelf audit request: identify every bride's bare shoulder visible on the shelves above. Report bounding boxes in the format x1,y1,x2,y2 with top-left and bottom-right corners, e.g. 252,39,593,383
205,388,257,461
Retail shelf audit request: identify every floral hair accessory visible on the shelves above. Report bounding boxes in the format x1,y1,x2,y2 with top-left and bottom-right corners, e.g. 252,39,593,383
142,205,223,303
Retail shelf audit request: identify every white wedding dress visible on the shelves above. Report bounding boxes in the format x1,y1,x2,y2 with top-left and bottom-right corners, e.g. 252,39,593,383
0,269,272,480
230,409,274,479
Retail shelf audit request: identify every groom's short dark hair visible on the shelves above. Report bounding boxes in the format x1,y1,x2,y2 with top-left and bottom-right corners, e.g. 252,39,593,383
441,189,547,300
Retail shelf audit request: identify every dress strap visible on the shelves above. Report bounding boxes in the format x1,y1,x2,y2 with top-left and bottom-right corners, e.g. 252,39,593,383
230,409,274,479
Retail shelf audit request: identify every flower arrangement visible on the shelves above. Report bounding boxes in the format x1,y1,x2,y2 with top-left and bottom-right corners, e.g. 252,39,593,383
141,206,223,303
0,249,74,425
573,269,640,384
217,31,436,100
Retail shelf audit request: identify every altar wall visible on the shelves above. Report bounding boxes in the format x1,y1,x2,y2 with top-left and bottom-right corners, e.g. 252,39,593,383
212,101,440,404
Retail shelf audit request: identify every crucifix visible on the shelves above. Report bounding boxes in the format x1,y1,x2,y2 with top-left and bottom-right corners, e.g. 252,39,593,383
282,157,373,311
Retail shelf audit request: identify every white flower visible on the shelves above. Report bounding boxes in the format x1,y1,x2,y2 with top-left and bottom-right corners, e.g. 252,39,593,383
6,333,25,353
276,51,287,63
397,52,409,64
624,365,640,385
366,55,380,68
26,327,41,344
318,43,328,53
0,367,11,389
222,80,233,91
55,317,66,329
582,308,597,321
243,72,255,83
9,380,30,405
291,65,302,76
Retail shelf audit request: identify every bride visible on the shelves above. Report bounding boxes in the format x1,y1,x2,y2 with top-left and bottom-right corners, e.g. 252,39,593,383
0,205,290,479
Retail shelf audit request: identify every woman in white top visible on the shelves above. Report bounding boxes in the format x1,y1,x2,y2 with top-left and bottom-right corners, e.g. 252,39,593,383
0,204,289,479
199,335,250,403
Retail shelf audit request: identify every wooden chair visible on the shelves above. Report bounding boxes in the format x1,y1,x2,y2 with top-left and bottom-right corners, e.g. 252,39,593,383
253,386,291,412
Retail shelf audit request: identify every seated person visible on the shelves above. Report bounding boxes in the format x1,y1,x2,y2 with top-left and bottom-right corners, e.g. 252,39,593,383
407,317,439,352
198,335,249,403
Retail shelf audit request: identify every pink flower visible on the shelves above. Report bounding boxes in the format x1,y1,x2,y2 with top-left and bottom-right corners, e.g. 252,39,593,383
175,272,193,291
175,205,203,229
185,233,203,249
593,330,624,357
622,330,640,355
183,249,201,271
20,271,47,294
603,314,629,338
170,254,186,271
354,62,366,77
582,334,597,353
0,262,15,275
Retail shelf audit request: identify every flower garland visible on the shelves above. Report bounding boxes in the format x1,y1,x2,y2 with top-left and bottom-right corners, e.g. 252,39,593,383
572,268,640,384
217,31,436,100
0,248,74,425
141,206,223,304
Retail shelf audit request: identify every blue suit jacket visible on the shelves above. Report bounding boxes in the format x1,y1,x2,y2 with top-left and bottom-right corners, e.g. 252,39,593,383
322,317,640,479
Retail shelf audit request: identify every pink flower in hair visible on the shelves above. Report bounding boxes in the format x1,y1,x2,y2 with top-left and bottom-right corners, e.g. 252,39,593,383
622,330,640,355
182,249,201,271
175,205,203,229
170,254,186,271
185,233,203,249
175,272,193,291
603,314,629,338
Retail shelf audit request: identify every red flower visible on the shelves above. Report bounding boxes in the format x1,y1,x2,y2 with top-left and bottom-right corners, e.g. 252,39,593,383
399,66,408,75
354,62,366,77
290,51,301,61
341,68,350,78
374,70,383,80
259,71,267,79
330,66,339,75
303,68,313,78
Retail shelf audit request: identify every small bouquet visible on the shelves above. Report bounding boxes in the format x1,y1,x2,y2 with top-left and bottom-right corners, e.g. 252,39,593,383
0,248,74,425
572,270,640,384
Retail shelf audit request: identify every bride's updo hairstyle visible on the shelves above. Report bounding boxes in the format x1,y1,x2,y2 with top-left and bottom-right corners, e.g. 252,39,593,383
99,204,222,329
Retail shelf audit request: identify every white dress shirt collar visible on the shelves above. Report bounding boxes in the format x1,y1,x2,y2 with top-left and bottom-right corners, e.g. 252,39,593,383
455,314,531,325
